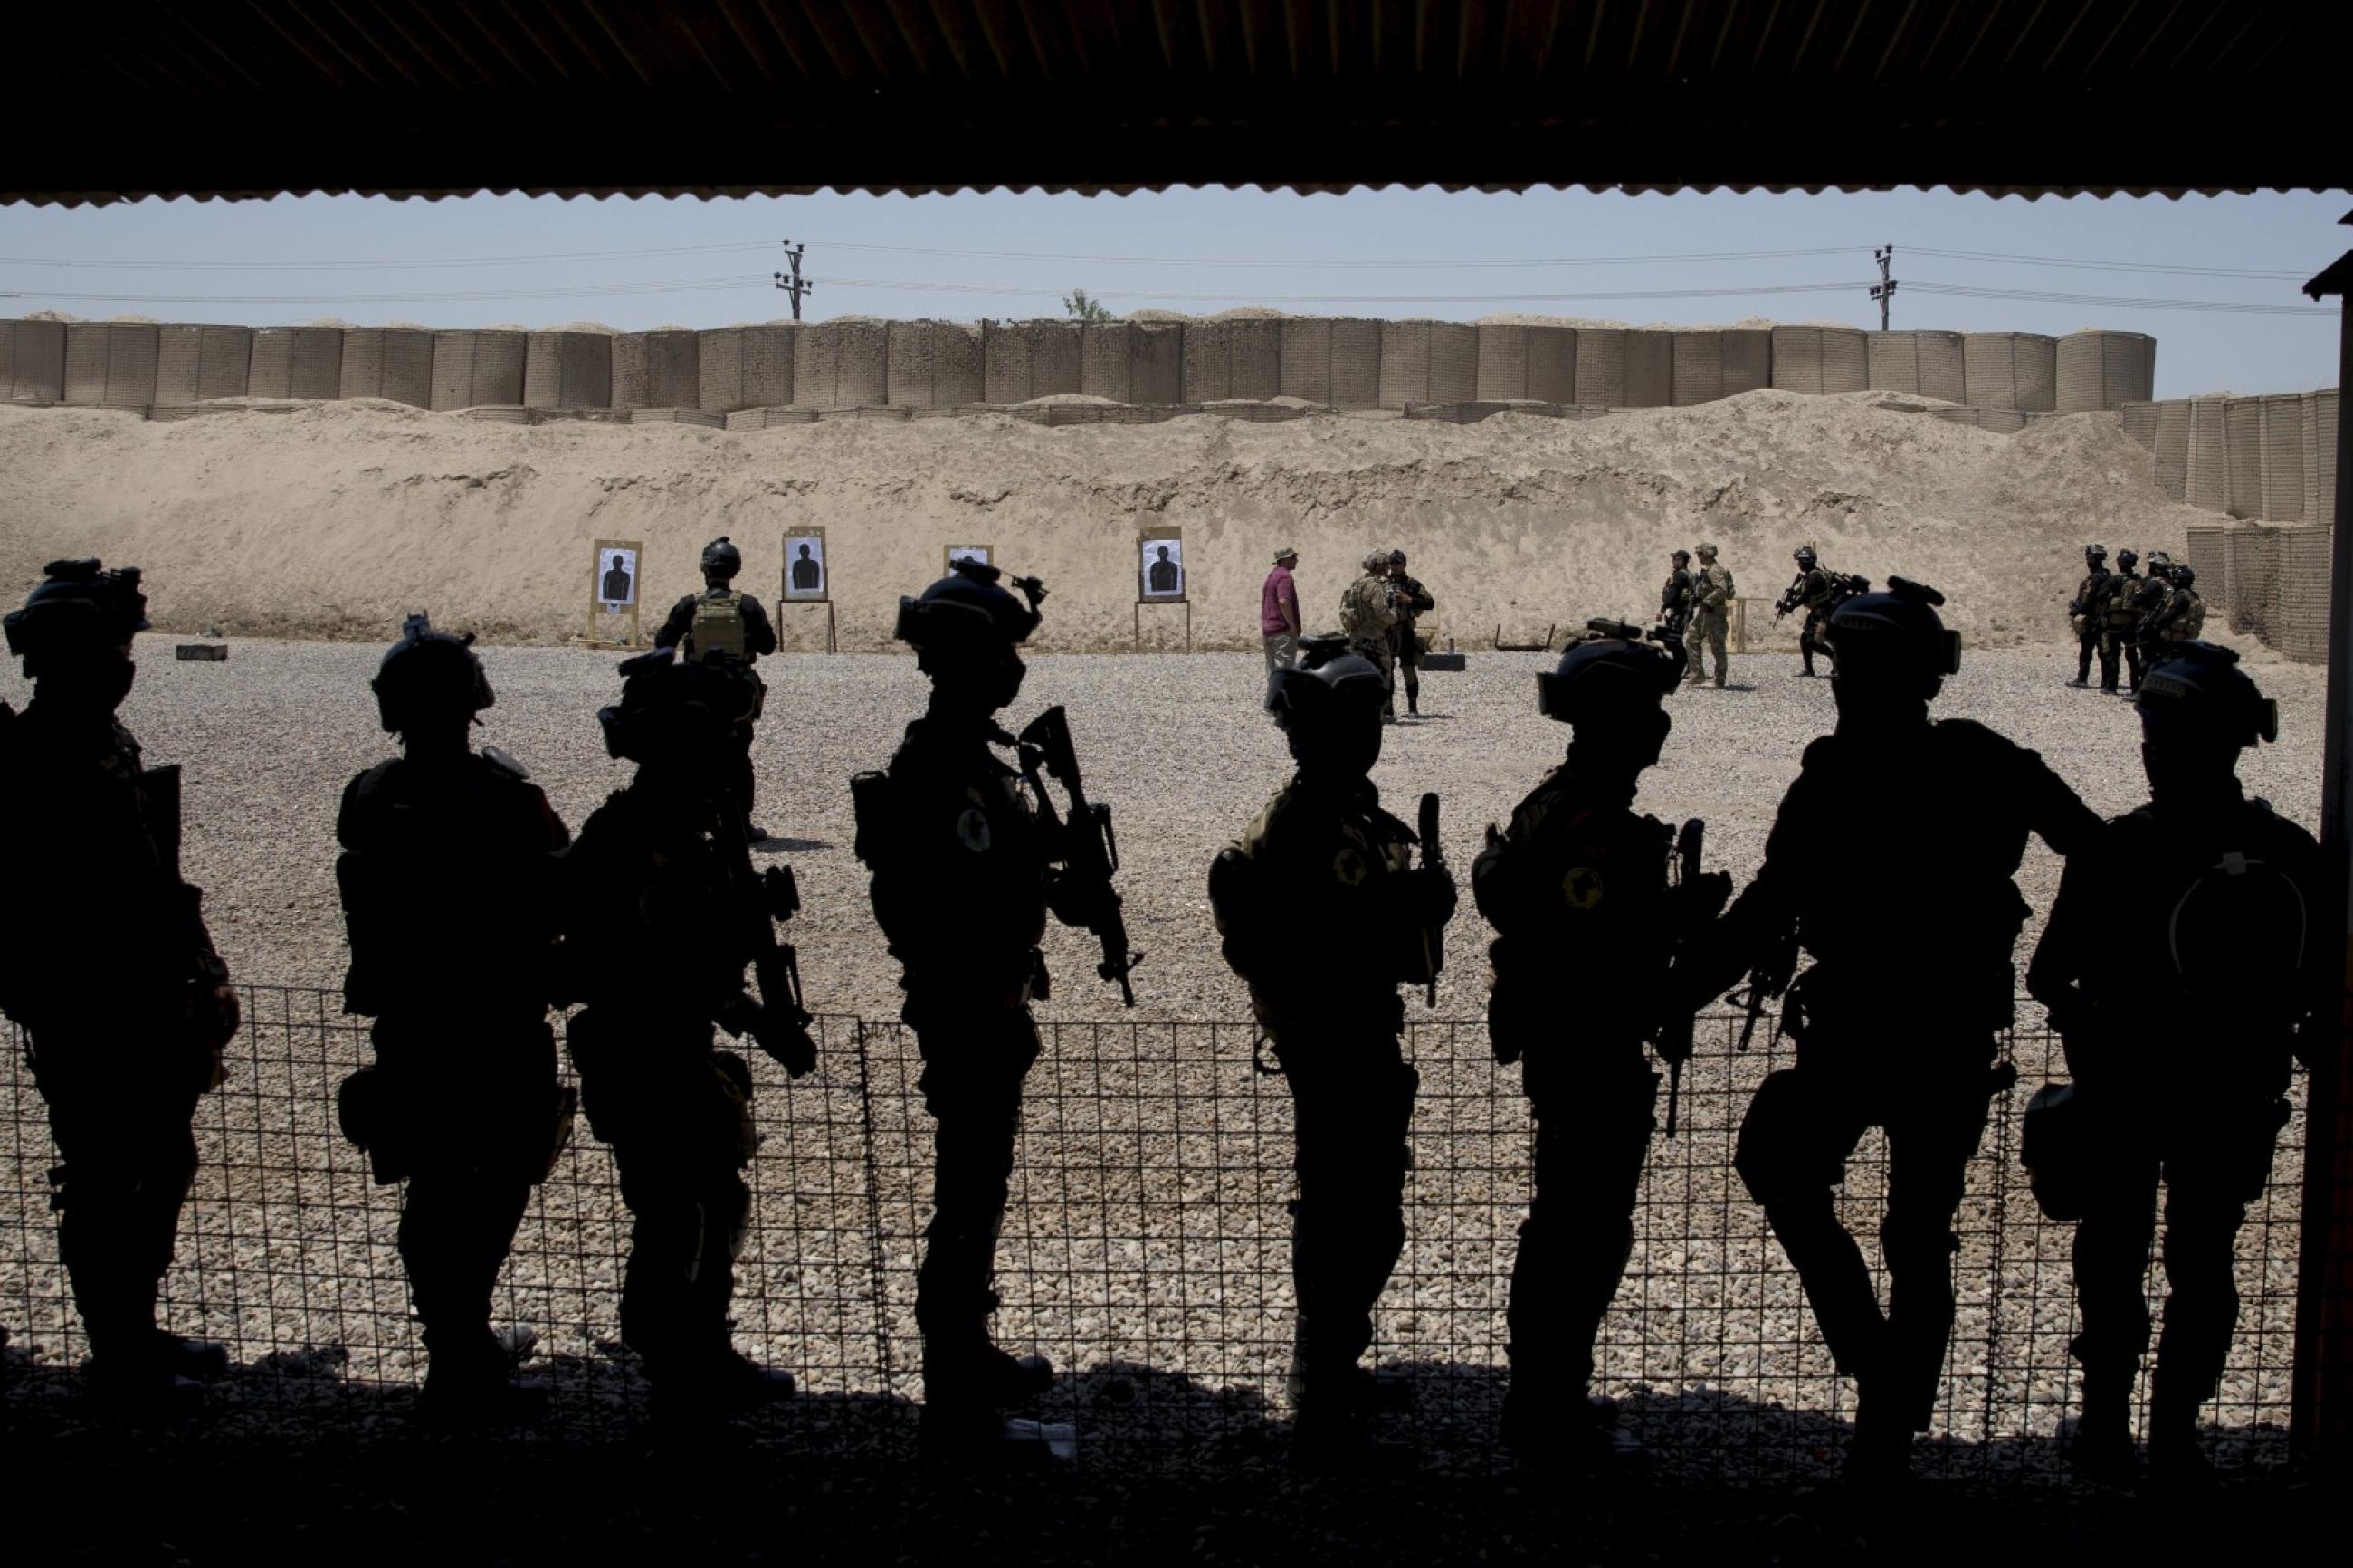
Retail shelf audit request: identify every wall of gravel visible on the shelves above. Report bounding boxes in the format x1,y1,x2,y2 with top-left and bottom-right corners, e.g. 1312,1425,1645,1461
1378,320,1478,408
1962,332,2058,412
523,331,614,410
1182,318,1282,403
246,326,344,402
157,324,254,405
882,320,979,408
1865,329,1966,404
1474,324,1576,404
4,318,67,402
62,320,161,405
982,319,1082,405
338,328,433,406
2055,330,2155,413
1768,326,1866,395
2273,526,2334,663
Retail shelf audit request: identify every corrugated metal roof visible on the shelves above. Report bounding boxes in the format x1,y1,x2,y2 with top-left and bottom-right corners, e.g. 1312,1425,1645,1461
5,2,2345,206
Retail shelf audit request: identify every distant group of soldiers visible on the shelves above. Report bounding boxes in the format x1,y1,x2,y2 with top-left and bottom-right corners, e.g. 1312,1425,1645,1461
1337,548,1436,718
0,548,2326,1495
1654,543,1738,686
2068,544,2207,695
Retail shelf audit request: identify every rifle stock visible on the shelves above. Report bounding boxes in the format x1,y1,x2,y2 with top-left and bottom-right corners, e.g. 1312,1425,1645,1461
712,792,816,1076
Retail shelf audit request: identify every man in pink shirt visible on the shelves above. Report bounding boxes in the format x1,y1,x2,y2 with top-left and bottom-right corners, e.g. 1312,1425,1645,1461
1261,546,1302,672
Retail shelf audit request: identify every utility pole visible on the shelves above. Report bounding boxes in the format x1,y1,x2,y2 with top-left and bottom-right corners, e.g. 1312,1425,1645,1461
773,239,814,321
1870,244,1898,330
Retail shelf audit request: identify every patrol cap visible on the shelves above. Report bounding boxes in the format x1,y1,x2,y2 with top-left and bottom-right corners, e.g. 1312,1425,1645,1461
2137,641,2277,747
700,537,744,576
894,556,1043,650
372,613,493,734
1273,546,1298,563
3,557,152,664
1537,618,1686,724
1825,576,1962,678
1671,548,1691,563
1267,650,1386,731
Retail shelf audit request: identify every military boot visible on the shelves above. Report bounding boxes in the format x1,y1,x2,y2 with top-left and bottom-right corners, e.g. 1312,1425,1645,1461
420,1327,549,1428
919,1335,1054,1455
1500,1370,1615,1473
653,1346,796,1428
2146,1384,2216,1488
2067,1363,2139,1485
1405,687,1419,716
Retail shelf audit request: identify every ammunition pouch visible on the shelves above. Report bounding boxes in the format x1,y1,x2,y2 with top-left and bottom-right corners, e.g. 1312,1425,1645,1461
710,1049,760,1167
849,769,891,866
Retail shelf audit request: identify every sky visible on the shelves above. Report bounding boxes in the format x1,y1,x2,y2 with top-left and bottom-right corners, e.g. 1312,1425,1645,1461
3,185,2343,400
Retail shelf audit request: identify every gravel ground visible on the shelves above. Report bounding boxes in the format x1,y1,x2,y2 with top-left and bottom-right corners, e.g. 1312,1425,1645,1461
0,636,2325,1478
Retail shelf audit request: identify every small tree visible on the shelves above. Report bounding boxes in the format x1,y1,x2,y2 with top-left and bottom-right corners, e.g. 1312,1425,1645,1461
1062,288,1112,322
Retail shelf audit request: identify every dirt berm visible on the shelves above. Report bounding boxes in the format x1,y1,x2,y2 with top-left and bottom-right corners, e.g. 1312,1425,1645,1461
0,390,2205,651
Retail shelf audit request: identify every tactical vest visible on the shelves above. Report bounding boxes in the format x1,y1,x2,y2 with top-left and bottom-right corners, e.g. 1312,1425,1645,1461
685,590,748,663
2177,593,2205,640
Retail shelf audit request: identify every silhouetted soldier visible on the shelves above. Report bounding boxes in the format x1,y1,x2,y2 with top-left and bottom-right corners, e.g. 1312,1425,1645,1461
2066,544,2114,689
1475,622,1727,1468
2128,552,2176,686
2101,549,2146,694
1210,634,1456,1462
1781,546,1838,678
655,536,779,840
1148,544,1180,595
1657,549,1694,641
335,615,573,1422
0,559,240,1406
558,651,808,1423
2027,641,2326,1485
852,558,1071,1451
1386,549,1435,717
1687,578,2101,1484
791,543,822,594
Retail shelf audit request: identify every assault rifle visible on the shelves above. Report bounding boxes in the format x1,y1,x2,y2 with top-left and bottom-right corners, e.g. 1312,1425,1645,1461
1019,705,1142,1007
1417,793,1445,1008
711,789,817,1077
1653,819,1729,1137
1771,576,1808,621
1727,924,1801,1056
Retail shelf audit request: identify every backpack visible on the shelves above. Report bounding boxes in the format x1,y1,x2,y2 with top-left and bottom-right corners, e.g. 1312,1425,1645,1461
2165,826,2310,1026
685,590,747,664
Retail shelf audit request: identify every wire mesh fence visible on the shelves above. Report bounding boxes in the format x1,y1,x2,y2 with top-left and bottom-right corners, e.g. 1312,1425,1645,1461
0,986,2305,1480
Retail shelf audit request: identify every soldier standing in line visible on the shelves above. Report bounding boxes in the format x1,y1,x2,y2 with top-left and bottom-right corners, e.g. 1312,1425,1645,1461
0,560,241,1408
2066,545,2116,689
853,559,1107,1451
559,652,812,1424
2027,641,2326,1485
2101,549,2146,695
1209,634,1456,1464
1687,543,1735,689
1474,622,1729,1468
2129,553,2177,687
654,537,780,841
1657,550,1695,643
1681,579,2102,1484
2142,565,2207,660
335,616,573,1422
1341,550,1401,723
1386,549,1436,717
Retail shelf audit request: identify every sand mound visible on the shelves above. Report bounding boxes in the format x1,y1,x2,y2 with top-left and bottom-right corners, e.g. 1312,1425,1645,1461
0,392,2210,651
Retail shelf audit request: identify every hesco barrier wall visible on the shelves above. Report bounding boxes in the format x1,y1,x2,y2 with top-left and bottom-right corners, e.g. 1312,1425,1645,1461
2274,527,2335,663
2,316,2171,418
523,332,614,410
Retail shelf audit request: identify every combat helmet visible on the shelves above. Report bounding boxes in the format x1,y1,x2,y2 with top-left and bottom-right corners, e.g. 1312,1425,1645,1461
2146,550,2175,581
1362,549,1390,573
597,647,749,764
1696,542,1719,560
2138,641,2276,747
1671,548,1691,565
1389,549,1409,566
1268,635,1386,735
2085,544,2109,562
894,556,1044,651
372,613,493,733
2118,548,2139,571
4,558,150,672
1825,576,1962,681
700,537,745,578
1794,545,1818,568
1538,619,1687,725
2170,564,2196,590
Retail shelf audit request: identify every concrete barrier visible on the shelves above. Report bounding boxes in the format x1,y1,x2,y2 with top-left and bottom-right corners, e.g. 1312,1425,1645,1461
523,332,614,409
2056,330,2156,413
155,324,255,404
1574,328,1626,405
338,328,433,406
245,327,343,401
885,320,980,407
2260,393,2305,521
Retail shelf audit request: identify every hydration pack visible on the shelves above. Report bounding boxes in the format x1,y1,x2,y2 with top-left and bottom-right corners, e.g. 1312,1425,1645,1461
685,590,748,664
2167,839,2310,1024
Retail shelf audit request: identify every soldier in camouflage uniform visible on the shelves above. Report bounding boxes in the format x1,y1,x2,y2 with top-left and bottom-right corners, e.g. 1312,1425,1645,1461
1786,546,1841,678
1209,635,1456,1463
2142,565,2207,659
653,537,779,841
2101,549,2146,694
0,560,241,1409
2066,545,2115,689
1475,622,1729,1467
2129,553,2177,687
1340,550,1402,723
1386,549,1436,717
1687,544,1735,689
1657,550,1694,641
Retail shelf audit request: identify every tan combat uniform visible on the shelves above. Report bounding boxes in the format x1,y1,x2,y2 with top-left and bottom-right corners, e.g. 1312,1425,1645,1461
1688,557,1735,687
1340,573,1401,719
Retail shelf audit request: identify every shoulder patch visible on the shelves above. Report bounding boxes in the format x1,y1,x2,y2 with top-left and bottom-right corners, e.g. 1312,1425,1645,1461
1561,866,1605,909
481,745,530,782
956,804,993,853
1332,846,1367,886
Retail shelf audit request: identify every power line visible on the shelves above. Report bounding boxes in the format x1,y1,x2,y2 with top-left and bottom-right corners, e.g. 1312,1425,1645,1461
1906,246,2307,280
1903,280,2335,317
0,242,776,271
804,240,1865,269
